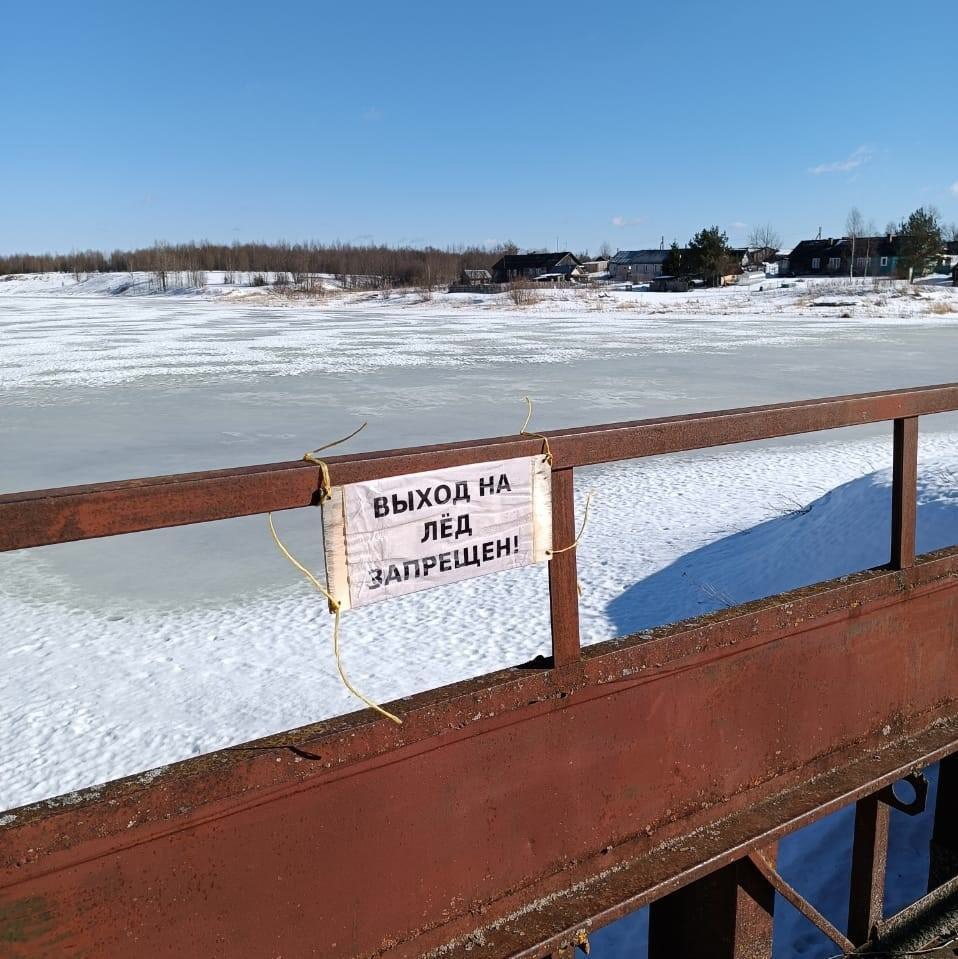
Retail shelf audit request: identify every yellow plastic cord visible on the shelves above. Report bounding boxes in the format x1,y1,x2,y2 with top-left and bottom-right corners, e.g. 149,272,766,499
267,512,402,725
519,395,554,466
303,421,368,502
546,490,594,556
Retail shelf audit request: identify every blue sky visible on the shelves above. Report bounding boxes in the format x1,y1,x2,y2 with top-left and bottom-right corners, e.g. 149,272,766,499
1,0,955,254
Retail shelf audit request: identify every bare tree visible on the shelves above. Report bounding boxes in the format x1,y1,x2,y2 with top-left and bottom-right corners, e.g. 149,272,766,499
862,220,878,278
747,224,782,253
846,208,865,278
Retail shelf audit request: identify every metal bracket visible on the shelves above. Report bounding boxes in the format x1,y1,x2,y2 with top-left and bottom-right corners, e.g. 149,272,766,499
555,929,591,958
877,772,928,816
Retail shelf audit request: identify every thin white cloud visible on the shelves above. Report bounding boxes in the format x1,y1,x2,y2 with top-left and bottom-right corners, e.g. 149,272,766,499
950,181,958,197
808,145,874,175
731,221,748,231
611,215,644,228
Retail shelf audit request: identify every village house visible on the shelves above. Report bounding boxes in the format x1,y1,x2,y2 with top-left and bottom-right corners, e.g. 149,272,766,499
787,235,903,277
446,267,499,294
769,249,792,276
489,252,579,284
608,249,670,283
743,246,779,271
938,240,958,274
571,257,610,284
459,268,492,286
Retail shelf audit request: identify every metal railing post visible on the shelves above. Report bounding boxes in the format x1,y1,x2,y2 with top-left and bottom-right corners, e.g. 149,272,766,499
848,794,890,943
648,846,777,959
891,416,918,569
929,753,958,891
548,466,581,667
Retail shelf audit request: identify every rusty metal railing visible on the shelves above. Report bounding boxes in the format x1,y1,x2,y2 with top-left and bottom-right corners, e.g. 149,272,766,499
3,383,958,958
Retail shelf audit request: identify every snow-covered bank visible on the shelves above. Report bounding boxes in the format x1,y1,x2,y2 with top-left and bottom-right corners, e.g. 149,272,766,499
0,270,346,299
1,269,956,323
609,459,958,634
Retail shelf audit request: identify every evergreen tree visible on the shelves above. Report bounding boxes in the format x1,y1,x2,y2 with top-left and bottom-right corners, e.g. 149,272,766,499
663,241,684,276
685,226,730,287
898,207,942,281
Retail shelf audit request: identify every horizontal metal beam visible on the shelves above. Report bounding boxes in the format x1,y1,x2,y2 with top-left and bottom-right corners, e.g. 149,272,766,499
2,383,958,551
4,548,958,958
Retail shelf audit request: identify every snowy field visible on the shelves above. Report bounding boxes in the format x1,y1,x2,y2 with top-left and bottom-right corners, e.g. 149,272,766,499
2,275,958,956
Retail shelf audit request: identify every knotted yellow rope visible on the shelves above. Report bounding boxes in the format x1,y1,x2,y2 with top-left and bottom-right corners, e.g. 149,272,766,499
272,422,399,725
303,421,368,502
520,395,554,466
522,396,593,555
267,513,402,725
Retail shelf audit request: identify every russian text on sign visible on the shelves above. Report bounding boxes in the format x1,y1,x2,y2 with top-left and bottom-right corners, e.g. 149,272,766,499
322,456,552,610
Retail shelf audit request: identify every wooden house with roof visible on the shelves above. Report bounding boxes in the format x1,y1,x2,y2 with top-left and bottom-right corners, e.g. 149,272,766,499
787,235,904,277
490,252,579,284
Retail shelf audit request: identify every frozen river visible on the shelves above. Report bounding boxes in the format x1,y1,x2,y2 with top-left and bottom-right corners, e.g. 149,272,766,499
4,290,958,490
2,290,958,956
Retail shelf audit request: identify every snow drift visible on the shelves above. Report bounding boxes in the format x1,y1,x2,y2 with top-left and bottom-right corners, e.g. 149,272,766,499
609,462,958,635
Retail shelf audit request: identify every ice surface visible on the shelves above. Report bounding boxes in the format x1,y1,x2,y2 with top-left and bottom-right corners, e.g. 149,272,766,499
2,280,958,956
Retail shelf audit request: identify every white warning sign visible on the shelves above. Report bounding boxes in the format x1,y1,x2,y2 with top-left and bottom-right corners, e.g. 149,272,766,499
322,456,552,610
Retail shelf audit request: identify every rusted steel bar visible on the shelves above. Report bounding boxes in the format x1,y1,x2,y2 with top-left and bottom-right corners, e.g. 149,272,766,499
847,794,890,942
547,468,580,667
4,550,958,959
3,383,958,552
748,850,855,953
870,873,958,947
648,845,777,959
929,754,958,891
891,416,919,569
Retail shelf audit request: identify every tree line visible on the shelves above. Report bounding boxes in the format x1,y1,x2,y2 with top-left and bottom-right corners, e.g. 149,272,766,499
3,208,955,290
0,240,515,289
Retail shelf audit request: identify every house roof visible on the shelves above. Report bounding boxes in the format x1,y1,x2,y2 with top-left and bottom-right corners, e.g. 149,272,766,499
463,268,492,279
791,236,903,259
609,249,671,266
491,252,578,271
790,239,834,256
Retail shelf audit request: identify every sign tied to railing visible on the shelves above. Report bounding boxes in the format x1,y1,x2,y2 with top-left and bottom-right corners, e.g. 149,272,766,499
323,456,553,610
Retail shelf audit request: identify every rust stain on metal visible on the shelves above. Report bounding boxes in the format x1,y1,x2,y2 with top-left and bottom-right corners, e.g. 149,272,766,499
0,896,53,946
